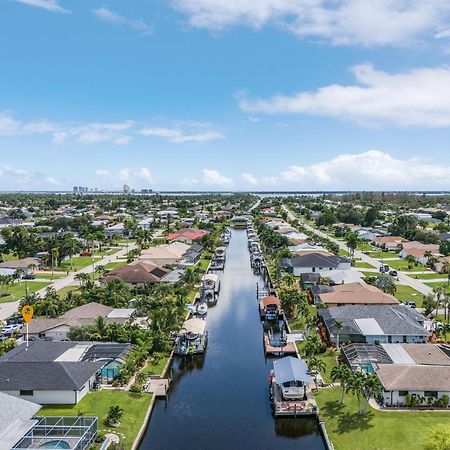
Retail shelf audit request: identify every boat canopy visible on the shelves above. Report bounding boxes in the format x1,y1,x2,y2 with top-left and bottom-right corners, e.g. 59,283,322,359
182,318,206,335
202,273,219,283
273,357,311,385
260,295,280,308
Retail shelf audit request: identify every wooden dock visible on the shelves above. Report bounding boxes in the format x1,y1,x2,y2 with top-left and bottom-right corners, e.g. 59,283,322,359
145,378,170,397
264,335,297,356
270,382,317,417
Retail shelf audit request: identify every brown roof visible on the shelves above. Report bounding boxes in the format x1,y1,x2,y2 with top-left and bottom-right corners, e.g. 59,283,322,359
105,262,169,284
0,257,41,269
28,316,127,334
374,236,406,244
260,295,280,308
61,302,113,319
319,282,398,306
376,364,450,391
401,344,450,366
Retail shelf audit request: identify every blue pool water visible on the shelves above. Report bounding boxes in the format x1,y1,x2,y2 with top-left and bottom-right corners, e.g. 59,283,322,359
39,441,71,449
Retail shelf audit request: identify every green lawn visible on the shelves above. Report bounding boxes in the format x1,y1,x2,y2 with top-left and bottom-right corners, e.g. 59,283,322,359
360,271,380,279
141,354,170,377
57,256,97,272
198,251,212,272
338,249,350,257
34,272,66,280
296,340,338,384
394,285,423,307
366,251,398,259
423,282,450,295
56,285,79,298
356,243,374,251
0,281,51,302
316,387,450,450
354,261,376,269
412,272,448,280
39,390,152,449
104,261,128,270
384,259,426,272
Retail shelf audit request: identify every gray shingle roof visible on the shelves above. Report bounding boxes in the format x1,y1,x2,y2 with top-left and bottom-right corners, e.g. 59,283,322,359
280,253,349,269
318,305,428,337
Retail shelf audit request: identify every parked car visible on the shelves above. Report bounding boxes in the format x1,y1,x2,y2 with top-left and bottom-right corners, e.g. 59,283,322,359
79,251,93,257
402,301,416,308
389,270,398,277
6,316,24,325
379,264,390,273
22,273,36,280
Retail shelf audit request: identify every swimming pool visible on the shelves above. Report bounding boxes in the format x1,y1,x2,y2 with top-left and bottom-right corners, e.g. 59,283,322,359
38,441,71,449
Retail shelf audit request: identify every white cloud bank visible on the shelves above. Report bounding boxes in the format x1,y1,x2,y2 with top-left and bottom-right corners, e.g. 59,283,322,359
13,0,70,13
171,0,450,46
0,164,63,190
0,112,223,145
92,8,152,36
95,166,153,187
203,169,233,187
239,64,450,127
240,150,450,190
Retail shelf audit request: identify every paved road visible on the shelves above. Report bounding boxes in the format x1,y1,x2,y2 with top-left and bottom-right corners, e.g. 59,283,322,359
283,205,433,297
0,242,138,321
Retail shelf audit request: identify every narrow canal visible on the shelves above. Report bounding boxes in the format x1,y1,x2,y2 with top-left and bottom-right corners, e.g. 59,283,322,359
140,229,326,450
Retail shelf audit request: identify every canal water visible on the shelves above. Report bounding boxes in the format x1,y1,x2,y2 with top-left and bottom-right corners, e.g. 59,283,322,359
140,229,325,450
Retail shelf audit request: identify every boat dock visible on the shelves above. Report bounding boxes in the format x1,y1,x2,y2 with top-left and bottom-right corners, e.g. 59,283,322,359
264,335,298,355
270,382,317,417
145,378,171,397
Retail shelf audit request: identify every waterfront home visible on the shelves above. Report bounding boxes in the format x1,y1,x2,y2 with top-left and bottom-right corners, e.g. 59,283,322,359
181,244,203,266
318,305,429,345
300,272,321,290
0,341,103,404
167,228,208,244
376,364,450,407
269,356,316,416
104,261,170,286
28,302,135,341
280,253,351,276
138,242,190,266
317,282,399,307
259,295,282,321
319,269,364,285
174,318,208,356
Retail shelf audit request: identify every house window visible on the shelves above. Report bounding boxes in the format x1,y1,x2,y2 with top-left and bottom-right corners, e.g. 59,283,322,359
20,390,33,396
424,391,438,397
399,391,408,396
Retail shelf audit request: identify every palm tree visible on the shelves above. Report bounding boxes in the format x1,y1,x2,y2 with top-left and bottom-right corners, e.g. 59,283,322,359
89,316,108,341
107,405,124,426
331,364,352,404
362,374,383,415
346,371,366,414
308,356,326,389
302,334,321,357
51,247,59,280
334,320,344,349
345,232,359,260
75,273,90,286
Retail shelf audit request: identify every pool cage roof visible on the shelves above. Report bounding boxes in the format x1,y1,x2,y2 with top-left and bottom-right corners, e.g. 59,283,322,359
342,343,393,368
11,416,97,450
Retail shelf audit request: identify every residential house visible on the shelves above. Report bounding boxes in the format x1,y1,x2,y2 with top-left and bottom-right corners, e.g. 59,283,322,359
280,253,351,276
318,304,429,345
399,242,440,265
104,261,169,286
104,223,125,238
138,242,190,266
0,257,42,275
28,302,135,341
317,282,399,307
167,228,208,244
374,235,407,251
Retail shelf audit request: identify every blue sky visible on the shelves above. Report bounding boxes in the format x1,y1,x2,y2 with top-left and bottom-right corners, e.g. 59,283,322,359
2,0,450,191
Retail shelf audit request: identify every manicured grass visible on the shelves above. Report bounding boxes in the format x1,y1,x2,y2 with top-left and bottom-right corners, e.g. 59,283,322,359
198,251,212,272
0,281,51,302
142,354,170,377
356,243,374,251
39,390,152,449
360,271,380,279
56,285,79,298
366,251,398,259
58,256,97,272
316,387,450,450
104,261,128,270
423,282,450,295
394,285,423,307
34,272,66,280
384,259,426,272
338,249,350,256
296,340,338,384
354,261,376,269
413,272,450,280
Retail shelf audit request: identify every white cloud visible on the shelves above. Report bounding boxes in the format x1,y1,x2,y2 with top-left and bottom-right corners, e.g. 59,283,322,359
239,64,450,128
93,7,152,36
118,168,130,181
0,112,223,145
171,0,450,47
277,150,450,190
242,172,259,185
202,169,233,187
14,0,70,13
95,169,110,177
139,125,224,143
137,167,152,183
0,164,63,190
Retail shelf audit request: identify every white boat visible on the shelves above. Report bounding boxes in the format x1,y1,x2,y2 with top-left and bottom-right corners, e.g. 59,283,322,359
196,303,208,316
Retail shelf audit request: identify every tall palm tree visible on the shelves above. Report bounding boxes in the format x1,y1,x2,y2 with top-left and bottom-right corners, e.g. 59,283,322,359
346,371,366,414
345,232,359,259
334,320,344,349
331,364,353,404
362,374,383,415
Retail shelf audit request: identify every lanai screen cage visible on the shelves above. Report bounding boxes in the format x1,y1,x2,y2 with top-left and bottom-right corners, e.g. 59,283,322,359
11,416,97,450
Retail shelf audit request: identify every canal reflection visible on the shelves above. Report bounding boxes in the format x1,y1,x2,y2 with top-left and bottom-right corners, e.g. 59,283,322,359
140,229,325,450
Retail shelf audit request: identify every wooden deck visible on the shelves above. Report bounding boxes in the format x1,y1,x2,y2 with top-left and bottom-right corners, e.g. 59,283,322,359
264,335,297,355
271,382,317,417
145,378,170,397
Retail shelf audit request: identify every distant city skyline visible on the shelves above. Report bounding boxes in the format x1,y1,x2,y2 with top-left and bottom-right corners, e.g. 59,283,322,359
2,1,450,191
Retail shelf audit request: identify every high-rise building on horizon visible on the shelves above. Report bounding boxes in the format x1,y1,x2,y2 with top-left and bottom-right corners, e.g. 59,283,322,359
123,184,131,194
